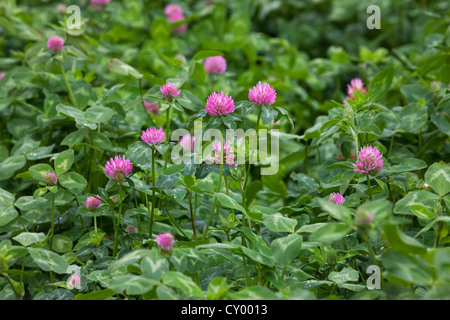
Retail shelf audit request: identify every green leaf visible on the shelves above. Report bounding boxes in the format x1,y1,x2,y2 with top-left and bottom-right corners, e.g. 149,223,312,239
328,267,359,284
56,104,85,119
12,232,46,247
59,171,87,195
388,158,428,174
29,163,55,181
14,196,48,211
271,234,303,266
177,90,203,111
54,149,74,177
381,250,433,286
207,277,232,300
192,50,224,60
162,271,204,298
398,103,428,134
316,198,354,226
261,105,278,125
310,223,352,243
28,248,69,274
140,253,169,281
228,286,280,300
0,206,18,226
383,224,427,255
410,204,435,220
241,246,274,267
263,213,297,233
85,106,114,123
0,155,26,180
290,173,319,192
425,162,450,197
394,190,440,216
366,66,393,102
33,186,48,199
52,234,73,253
156,173,179,190
108,249,153,272
74,289,116,300
150,17,171,41
357,200,392,222
61,128,89,147
214,193,246,214
400,84,429,104
108,275,159,295
108,58,142,79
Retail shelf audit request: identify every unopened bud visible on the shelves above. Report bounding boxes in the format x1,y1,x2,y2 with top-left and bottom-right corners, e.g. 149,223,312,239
44,173,58,186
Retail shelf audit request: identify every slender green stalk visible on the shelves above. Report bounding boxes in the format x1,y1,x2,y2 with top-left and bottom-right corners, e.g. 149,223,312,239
139,79,155,126
86,131,94,193
164,199,190,239
387,134,395,162
2,274,22,300
113,184,123,257
202,125,225,239
366,173,373,201
59,61,78,109
48,193,55,284
149,148,156,247
163,105,172,169
188,191,197,241
280,266,287,279
49,193,55,251
93,210,98,235
304,140,309,175
203,159,223,239
242,253,249,288
165,105,171,142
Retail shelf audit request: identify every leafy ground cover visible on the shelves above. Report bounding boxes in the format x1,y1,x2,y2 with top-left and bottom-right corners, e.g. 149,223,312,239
0,0,449,300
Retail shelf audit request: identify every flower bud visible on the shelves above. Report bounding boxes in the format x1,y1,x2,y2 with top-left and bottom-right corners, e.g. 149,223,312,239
44,173,58,186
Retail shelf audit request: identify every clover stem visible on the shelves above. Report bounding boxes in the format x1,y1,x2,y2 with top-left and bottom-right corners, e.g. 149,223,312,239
59,61,78,109
149,147,156,248
366,173,373,201
113,184,123,257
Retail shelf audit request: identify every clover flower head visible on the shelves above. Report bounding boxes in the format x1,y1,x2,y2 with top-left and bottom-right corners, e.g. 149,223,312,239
179,134,195,152
125,225,138,233
105,155,133,183
89,0,111,8
164,4,184,17
346,78,367,101
47,36,64,53
211,140,237,166
205,91,235,116
143,100,160,115
353,145,383,175
44,173,58,186
248,81,277,106
86,195,101,211
141,127,165,146
67,274,81,290
328,193,345,205
168,14,187,34
156,233,174,251
355,208,374,228
160,82,180,100
204,56,227,74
